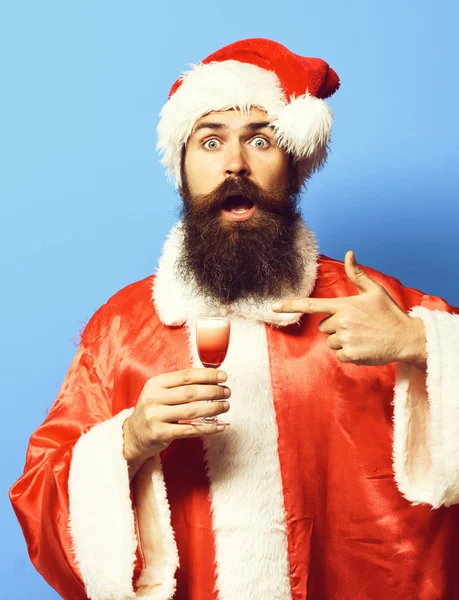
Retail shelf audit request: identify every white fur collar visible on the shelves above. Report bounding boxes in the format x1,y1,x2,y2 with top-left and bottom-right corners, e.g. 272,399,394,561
152,220,318,327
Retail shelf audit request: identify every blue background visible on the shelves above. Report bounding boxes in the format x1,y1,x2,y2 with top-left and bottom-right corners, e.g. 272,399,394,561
1,1,458,598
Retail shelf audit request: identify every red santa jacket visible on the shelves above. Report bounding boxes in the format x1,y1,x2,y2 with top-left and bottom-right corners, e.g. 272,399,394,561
10,252,459,600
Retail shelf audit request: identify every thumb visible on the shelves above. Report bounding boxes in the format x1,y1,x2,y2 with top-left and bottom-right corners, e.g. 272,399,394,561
344,250,378,294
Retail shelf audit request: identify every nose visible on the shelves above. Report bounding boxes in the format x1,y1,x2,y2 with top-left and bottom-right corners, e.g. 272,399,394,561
224,144,250,178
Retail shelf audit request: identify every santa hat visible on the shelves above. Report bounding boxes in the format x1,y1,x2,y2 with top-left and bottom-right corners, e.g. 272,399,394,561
157,38,340,187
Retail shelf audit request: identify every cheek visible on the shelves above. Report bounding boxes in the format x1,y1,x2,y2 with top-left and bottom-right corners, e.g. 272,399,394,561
258,153,289,189
185,151,221,195
183,152,200,192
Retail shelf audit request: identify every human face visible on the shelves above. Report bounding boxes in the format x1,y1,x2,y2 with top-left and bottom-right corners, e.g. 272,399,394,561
183,108,290,223
177,109,303,304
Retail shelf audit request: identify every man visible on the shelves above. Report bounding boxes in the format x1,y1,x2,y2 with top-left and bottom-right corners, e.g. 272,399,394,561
10,38,459,600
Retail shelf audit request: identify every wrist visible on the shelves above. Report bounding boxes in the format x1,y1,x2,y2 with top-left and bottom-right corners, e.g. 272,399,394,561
399,316,427,370
122,417,148,464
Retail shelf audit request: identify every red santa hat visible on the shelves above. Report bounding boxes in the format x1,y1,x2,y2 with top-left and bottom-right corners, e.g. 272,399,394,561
157,37,340,187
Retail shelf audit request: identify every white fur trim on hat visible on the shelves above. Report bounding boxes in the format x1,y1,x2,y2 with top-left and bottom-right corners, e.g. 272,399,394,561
157,60,333,187
273,92,333,175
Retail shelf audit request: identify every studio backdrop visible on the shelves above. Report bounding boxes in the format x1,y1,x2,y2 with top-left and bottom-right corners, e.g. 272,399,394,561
1,1,458,598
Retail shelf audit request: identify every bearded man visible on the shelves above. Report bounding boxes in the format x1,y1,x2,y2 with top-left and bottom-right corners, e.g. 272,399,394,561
10,38,459,600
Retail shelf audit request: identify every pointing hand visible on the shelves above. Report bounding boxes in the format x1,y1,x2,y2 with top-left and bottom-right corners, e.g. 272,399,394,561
272,251,426,368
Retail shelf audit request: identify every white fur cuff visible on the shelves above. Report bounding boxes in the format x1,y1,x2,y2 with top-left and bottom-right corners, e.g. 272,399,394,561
69,408,138,599
393,306,459,508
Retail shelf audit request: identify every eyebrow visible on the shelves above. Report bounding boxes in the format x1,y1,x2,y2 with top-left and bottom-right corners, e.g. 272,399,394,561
191,120,272,136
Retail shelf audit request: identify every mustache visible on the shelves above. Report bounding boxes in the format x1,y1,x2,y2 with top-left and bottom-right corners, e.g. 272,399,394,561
184,176,293,217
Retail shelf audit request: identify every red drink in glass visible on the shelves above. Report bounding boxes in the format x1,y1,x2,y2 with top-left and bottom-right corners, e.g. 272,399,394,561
196,317,231,369
191,317,231,426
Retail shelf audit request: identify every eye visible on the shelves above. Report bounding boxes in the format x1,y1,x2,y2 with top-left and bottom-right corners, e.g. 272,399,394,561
250,136,270,149
203,138,221,150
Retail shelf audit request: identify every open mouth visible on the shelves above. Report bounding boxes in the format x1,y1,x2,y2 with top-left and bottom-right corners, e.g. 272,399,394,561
221,195,256,221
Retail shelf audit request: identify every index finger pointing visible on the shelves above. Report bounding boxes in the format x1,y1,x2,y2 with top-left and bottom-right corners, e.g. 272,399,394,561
271,297,342,315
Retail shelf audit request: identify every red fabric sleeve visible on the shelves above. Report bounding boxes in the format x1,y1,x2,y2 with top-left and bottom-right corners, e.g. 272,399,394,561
9,345,113,600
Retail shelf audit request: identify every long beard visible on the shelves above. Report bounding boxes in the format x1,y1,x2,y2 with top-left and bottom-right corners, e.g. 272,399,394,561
176,176,306,304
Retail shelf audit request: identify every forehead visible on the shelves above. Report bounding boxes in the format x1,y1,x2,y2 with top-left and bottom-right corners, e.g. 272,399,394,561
191,107,270,133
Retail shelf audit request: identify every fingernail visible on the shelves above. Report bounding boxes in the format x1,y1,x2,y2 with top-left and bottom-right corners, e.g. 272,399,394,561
272,302,282,311
217,425,225,431
223,387,231,398
222,401,229,410
217,371,227,382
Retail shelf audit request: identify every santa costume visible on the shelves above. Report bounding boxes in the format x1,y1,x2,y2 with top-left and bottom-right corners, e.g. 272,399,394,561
10,38,459,600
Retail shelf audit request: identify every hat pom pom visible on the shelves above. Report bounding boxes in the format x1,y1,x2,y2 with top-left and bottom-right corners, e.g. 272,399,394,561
272,92,333,173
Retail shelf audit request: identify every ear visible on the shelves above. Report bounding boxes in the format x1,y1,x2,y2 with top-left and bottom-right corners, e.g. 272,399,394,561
179,145,189,197
287,154,305,194
180,144,187,179
292,155,315,192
